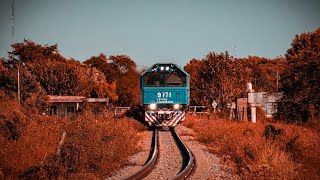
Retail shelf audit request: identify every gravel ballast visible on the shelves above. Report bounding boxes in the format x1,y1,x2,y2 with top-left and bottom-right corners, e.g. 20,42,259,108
175,125,235,179
107,125,235,179
143,131,183,179
106,130,153,180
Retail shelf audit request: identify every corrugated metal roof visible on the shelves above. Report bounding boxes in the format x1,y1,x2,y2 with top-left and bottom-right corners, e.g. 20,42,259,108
48,95,108,103
87,98,108,102
48,95,86,103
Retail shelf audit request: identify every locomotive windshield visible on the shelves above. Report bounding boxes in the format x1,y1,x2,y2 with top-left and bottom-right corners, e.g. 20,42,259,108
144,72,165,86
166,72,186,86
143,70,186,87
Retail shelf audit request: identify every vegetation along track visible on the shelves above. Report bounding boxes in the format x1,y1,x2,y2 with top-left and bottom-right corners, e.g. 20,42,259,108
125,127,195,180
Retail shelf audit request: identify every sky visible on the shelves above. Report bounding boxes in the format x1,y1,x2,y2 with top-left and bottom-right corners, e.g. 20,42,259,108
1,0,320,68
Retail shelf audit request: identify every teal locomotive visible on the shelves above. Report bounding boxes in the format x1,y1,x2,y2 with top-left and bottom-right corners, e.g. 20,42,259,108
140,63,189,128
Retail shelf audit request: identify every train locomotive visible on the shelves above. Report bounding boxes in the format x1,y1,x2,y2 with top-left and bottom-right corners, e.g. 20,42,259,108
140,63,189,128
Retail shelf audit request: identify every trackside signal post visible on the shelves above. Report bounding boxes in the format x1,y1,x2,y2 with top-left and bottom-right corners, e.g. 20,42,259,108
212,100,217,113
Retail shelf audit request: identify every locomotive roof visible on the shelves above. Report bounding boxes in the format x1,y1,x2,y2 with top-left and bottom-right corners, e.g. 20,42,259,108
140,63,189,76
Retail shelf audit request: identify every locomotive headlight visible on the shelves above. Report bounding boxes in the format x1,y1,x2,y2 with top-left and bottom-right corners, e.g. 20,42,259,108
165,66,169,71
173,104,180,110
149,104,157,110
160,66,164,71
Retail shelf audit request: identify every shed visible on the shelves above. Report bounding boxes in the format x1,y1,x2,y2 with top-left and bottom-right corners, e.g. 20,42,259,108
248,92,282,116
48,95,108,118
236,98,248,121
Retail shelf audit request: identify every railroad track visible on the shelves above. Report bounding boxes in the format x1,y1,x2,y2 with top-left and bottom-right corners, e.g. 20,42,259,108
125,127,195,180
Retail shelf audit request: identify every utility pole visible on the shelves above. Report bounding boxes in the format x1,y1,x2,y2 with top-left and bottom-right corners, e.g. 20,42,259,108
12,0,21,104
18,66,20,103
276,70,279,93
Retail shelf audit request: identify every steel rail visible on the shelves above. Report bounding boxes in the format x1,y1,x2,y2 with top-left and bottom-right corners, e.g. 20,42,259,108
125,128,159,180
171,127,195,180
124,127,194,180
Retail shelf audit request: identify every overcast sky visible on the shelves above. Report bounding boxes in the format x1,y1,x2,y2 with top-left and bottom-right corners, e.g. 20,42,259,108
1,0,319,67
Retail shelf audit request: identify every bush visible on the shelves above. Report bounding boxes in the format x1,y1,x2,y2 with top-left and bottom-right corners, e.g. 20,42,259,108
0,98,145,179
183,115,320,179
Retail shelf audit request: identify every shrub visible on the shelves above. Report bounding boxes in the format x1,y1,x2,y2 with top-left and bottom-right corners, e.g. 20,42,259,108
0,98,145,179
183,115,320,179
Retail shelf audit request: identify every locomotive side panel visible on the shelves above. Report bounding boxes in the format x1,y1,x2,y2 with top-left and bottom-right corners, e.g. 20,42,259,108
143,88,189,105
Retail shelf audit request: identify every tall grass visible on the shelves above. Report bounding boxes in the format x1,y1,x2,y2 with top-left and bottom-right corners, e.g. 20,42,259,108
0,98,146,179
183,114,320,179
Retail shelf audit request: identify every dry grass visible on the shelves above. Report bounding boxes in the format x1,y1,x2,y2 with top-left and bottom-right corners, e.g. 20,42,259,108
183,113,320,179
0,98,146,179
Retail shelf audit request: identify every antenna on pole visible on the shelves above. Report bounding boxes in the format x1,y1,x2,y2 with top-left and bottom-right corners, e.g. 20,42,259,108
235,42,237,59
11,0,14,42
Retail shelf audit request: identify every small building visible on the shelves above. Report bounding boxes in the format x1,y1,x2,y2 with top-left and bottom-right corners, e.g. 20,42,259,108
48,95,108,118
248,92,282,117
232,83,283,122
236,98,248,121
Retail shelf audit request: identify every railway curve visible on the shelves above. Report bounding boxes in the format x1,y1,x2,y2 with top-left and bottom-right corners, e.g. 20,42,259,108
124,128,195,180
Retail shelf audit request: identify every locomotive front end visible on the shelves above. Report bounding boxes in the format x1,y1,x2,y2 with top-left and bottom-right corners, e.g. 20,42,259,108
140,63,189,128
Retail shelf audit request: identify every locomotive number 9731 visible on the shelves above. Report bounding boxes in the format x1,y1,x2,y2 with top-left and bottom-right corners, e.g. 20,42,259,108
140,63,190,129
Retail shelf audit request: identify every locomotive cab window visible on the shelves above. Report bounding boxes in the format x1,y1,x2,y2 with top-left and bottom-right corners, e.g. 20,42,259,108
144,72,164,87
166,71,186,87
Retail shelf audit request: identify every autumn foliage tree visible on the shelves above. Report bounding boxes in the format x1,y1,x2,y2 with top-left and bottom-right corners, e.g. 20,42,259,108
277,28,320,122
0,39,126,112
6,40,121,100
237,56,285,93
9,40,89,96
83,53,118,84
0,40,144,178
109,55,139,106
184,50,288,111
83,54,140,106
184,51,245,108
0,59,47,112
184,58,204,105
3,39,141,108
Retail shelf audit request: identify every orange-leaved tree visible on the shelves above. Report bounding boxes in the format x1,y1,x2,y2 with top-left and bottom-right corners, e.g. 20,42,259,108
8,40,109,98
84,54,139,106
109,55,139,106
185,51,245,108
277,28,320,122
236,56,285,93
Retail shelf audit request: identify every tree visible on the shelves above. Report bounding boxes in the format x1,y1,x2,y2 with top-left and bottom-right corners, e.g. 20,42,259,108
83,54,118,84
185,51,245,108
237,56,285,93
109,55,139,106
84,54,139,106
277,28,320,122
7,40,109,98
184,58,204,105
109,55,137,75
0,57,47,112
